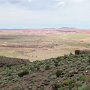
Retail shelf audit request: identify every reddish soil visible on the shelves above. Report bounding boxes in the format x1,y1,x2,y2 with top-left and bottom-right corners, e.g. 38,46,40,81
0,28,90,35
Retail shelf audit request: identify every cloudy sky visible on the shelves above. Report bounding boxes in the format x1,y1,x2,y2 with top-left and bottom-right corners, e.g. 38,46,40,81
0,0,90,29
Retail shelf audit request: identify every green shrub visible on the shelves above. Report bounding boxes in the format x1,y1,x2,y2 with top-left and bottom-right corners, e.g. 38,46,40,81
78,84,90,90
37,85,44,90
56,70,63,77
45,65,50,70
62,79,74,86
11,86,22,90
54,60,59,67
88,59,90,65
52,83,60,90
79,66,85,71
18,70,29,77
77,76,86,81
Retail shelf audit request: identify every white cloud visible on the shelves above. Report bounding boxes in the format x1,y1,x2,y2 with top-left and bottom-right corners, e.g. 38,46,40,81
56,1,65,7
27,0,33,3
72,0,85,3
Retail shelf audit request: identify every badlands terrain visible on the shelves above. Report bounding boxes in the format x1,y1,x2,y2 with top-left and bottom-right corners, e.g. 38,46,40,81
0,28,90,61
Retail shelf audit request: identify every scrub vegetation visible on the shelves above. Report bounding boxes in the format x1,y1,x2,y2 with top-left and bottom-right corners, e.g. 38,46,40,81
0,50,90,90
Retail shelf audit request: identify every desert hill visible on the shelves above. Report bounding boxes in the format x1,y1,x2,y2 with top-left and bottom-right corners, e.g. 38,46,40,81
0,50,90,90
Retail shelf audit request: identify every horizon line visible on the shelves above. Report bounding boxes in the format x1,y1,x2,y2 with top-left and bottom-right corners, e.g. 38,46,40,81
0,27,89,30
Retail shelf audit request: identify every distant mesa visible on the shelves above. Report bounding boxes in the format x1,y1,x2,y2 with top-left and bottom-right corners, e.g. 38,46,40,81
60,27,77,29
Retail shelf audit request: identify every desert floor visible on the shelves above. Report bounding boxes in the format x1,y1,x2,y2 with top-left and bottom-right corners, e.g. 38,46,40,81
0,29,90,61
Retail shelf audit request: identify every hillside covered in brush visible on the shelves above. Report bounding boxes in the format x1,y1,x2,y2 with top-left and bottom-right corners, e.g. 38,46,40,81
0,51,90,90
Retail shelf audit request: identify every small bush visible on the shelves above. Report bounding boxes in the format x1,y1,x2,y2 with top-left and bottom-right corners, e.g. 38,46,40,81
78,84,90,90
77,76,86,81
52,83,60,90
88,59,90,65
54,60,59,67
45,65,50,70
56,70,63,77
62,79,74,86
18,70,29,77
37,85,44,90
11,86,22,90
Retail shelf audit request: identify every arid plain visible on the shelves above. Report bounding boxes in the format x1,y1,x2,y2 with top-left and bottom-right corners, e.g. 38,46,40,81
0,28,90,61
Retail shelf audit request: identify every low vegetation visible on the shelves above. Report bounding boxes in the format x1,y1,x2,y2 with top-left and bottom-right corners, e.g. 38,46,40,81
0,50,90,90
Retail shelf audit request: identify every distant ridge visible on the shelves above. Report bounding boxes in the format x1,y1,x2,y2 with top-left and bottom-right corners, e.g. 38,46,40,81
0,27,87,30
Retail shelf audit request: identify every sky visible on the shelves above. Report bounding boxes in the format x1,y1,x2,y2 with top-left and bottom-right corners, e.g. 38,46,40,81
0,0,90,29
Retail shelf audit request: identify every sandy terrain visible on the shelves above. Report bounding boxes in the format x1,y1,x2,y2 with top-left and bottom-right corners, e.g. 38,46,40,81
0,28,90,61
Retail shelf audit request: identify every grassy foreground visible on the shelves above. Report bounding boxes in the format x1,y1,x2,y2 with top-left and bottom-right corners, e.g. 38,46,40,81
0,53,90,90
